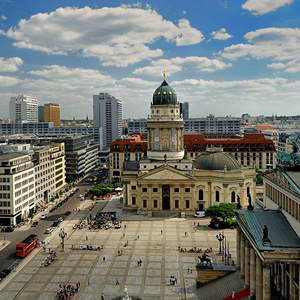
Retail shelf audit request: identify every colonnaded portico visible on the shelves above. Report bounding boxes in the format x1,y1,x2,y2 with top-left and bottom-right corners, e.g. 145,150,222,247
235,209,300,300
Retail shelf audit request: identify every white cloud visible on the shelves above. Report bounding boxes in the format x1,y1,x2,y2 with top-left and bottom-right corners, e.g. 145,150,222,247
242,0,294,15
133,56,231,76
1,15,7,20
0,6,204,67
221,27,300,72
211,28,233,40
0,57,23,72
0,75,20,87
242,0,293,15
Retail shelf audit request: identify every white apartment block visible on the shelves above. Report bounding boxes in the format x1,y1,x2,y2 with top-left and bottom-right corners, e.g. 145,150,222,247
10,95,38,123
93,92,122,147
0,153,35,226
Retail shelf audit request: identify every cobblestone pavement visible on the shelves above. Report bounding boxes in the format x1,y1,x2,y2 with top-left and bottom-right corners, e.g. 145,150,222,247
0,199,238,300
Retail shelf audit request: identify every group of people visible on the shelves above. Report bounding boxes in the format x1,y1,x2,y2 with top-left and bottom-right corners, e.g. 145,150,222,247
72,245,102,251
41,250,57,267
178,246,212,253
170,275,178,285
56,282,80,299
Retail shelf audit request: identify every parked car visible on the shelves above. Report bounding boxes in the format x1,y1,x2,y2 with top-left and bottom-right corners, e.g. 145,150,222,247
65,211,71,216
1,226,14,232
57,217,64,222
52,221,59,227
40,213,48,219
194,211,206,218
0,269,11,278
44,227,53,234
31,221,39,227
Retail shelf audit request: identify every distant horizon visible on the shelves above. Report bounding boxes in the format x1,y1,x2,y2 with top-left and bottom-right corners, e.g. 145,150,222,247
0,0,299,119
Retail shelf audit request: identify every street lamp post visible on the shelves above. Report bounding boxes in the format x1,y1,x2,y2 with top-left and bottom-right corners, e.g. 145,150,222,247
59,228,67,251
216,233,224,255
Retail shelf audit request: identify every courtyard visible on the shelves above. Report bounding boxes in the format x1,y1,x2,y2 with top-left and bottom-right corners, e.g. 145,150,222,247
0,198,239,300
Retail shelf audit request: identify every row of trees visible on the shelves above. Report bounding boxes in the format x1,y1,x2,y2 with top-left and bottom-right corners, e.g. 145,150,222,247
90,182,122,197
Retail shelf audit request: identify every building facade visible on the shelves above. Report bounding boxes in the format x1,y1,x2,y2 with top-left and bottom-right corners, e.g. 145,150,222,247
180,102,189,120
120,76,256,215
127,115,241,136
44,103,61,127
93,92,122,147
0,153,35,225
235,165,300,300
9,95,38,123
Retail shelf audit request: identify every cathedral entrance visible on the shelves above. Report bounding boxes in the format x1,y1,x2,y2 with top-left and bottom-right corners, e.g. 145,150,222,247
162,185,170,210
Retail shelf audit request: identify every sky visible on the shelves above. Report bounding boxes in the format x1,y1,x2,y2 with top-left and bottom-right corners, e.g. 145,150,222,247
0,0,300,120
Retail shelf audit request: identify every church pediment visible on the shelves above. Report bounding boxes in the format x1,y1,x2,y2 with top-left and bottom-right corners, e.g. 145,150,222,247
139,166,193,181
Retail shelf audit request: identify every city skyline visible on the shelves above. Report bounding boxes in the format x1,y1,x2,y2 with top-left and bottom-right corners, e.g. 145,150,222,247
0,0,300,119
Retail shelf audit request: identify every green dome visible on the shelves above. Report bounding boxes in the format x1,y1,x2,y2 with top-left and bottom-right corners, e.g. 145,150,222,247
153,79,177,105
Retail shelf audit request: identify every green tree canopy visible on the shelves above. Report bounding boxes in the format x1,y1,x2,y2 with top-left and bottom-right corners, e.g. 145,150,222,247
205,203,235,222
255,166,263,185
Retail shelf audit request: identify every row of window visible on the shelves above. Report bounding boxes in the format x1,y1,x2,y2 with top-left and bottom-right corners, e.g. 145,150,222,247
132,186,192,193
0,178,10,183
140,199,190,209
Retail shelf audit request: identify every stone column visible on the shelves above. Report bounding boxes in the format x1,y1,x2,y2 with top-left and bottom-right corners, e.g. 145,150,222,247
123,184,128,206
263,264,271,300
240,233,245,278
256,256,263,300
236,227,241,269
250,248,256,296
245,240,250,288
281,263,286,299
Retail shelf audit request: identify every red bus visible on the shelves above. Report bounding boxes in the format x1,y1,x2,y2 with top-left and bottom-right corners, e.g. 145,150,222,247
16,234,38,258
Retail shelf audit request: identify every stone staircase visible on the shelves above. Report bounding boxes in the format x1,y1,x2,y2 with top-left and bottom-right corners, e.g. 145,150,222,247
196,265,236,287
151,211,180,218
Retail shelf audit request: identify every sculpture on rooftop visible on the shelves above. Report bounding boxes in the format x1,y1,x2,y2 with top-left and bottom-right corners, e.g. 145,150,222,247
263,225,271,244
276,138,300,166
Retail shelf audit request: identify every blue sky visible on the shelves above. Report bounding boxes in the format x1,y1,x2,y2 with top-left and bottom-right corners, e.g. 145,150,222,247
0,0,300,119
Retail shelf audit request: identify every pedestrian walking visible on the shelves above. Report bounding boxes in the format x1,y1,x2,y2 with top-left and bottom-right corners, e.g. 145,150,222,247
49,247,51,254
190,266,193,273
100,293,105,300
161,229,163,234
103,256,106,262
86,235,88,241
47,240,50,245
116,278,119,285
188,266,190,273
184,232,187,237
232,291,235,299
175,277,177,284
87,278,90,285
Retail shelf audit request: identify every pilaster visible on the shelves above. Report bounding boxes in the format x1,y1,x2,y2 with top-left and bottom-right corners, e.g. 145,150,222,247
255,256,263,300
262,264,271,300
245,239,250,288
250,248,256,296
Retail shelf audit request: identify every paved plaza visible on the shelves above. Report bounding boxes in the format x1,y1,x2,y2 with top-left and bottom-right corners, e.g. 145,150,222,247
0,199,239,300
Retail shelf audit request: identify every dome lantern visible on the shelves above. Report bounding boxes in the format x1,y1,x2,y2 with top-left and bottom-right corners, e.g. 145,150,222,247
152,72,177,105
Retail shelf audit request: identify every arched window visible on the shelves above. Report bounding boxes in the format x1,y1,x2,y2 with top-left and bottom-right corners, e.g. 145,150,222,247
215,191,220,202
231,191,236,203
247,187,250,197
199,189,204,201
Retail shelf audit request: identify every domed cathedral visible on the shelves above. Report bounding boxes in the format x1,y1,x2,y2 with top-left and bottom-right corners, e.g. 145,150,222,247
121,73,256,216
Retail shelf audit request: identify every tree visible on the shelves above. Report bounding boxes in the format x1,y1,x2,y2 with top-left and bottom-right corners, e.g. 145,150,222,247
205,203,235,223
29,209,34,219
255,166,263,185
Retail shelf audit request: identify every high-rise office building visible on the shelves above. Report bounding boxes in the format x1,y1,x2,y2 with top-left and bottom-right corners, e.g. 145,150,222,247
9,95,38,123
38,106,44,122
44,103,61,127
93,92,122,147
180,102,189,120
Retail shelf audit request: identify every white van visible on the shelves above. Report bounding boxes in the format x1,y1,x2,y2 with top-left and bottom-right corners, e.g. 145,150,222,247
194,211,205,218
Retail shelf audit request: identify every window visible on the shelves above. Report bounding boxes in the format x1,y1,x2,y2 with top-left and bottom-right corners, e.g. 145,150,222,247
185,188,190,193
199,189,204,201
153,188,158,193
132,197,136,205
215,191,220,202
175,200,179,209
143,199,147,208
142,188,147,193
174,188,179,193
185,200,190,209
154,200,158,208
131,185,136,190
231,191,236,203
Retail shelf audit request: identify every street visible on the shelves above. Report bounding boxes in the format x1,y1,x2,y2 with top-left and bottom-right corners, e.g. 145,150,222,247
0,183,92,271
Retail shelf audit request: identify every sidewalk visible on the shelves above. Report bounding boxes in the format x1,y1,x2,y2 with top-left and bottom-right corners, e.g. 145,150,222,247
0,240,10,252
